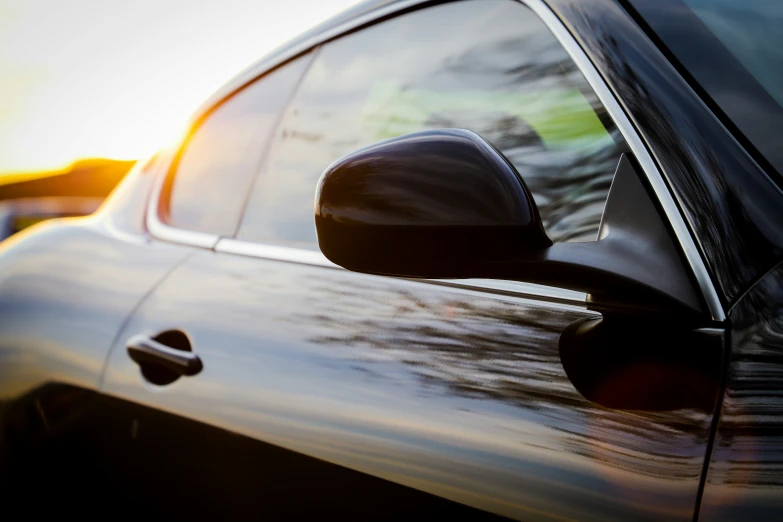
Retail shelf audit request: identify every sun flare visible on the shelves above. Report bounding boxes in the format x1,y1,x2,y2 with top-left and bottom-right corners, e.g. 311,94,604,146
0,0,360,173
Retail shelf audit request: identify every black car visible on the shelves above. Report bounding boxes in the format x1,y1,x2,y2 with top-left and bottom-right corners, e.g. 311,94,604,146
1,0,782,520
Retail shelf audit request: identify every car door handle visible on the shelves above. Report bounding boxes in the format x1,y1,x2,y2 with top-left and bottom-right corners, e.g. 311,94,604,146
126,334,203,377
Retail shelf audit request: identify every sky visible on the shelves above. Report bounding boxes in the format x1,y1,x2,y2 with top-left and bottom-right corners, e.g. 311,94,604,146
0,0,361,173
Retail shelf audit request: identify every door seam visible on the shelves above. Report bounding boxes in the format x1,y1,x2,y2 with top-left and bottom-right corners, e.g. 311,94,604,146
96,247,199,390
692,326,730,522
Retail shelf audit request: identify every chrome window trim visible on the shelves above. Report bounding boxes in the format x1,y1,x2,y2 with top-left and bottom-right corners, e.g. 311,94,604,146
216,238,588,304
145,0,725,320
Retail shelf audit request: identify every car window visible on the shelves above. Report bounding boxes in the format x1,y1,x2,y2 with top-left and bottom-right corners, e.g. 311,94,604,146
161,53,310,236
237,0,629,248
628,0,783,183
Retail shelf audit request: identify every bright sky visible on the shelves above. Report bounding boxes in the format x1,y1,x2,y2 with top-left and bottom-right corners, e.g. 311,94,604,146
0,0,360,173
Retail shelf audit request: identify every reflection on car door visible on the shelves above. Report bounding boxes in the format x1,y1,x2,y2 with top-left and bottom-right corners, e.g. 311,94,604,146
101,251,717,521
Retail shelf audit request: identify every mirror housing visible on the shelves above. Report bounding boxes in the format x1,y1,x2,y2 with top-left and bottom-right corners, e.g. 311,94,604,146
315,129,551,277
315,129,706,317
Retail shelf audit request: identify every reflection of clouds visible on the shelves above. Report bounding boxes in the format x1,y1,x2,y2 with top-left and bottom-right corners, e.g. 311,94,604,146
238,0,628,246
702,266,783,520
105,251,713,521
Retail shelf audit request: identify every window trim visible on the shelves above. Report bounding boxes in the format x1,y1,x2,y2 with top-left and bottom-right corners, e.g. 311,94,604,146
144,0,725,321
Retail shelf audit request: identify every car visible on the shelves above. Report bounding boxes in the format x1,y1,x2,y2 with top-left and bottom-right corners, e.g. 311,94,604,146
1,0,781,520
0,197,103,241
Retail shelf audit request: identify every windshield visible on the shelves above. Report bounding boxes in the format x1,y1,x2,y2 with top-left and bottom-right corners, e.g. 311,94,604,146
628,0,783,182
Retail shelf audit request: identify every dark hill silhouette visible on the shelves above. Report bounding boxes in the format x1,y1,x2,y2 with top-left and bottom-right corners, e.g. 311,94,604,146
0,158,135,201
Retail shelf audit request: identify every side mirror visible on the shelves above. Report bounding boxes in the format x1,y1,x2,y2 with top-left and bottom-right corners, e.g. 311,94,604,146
315,129,551,277
315,129,705,316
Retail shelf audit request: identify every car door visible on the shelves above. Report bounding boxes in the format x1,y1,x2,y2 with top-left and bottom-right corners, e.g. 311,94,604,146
100,1,724,520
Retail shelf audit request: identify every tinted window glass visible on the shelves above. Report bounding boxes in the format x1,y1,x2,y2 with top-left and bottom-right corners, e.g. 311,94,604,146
163,54,310,235
628,0,783,182
238,0,628,248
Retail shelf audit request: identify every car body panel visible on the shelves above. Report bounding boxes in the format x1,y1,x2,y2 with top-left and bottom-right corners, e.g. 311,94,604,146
93,389,507,520
103,250,718,520
700,262,783,521
0,222,189,401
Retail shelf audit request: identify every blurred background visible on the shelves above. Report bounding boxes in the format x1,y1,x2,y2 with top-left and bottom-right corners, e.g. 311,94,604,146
0,0,359,237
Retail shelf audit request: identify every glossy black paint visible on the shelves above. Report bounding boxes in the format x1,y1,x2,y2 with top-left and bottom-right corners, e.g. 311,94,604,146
700,262,783,521
546,0,783,306
315,129,549,276
96,394,508,521
102,250,719,521
560,315,721,412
